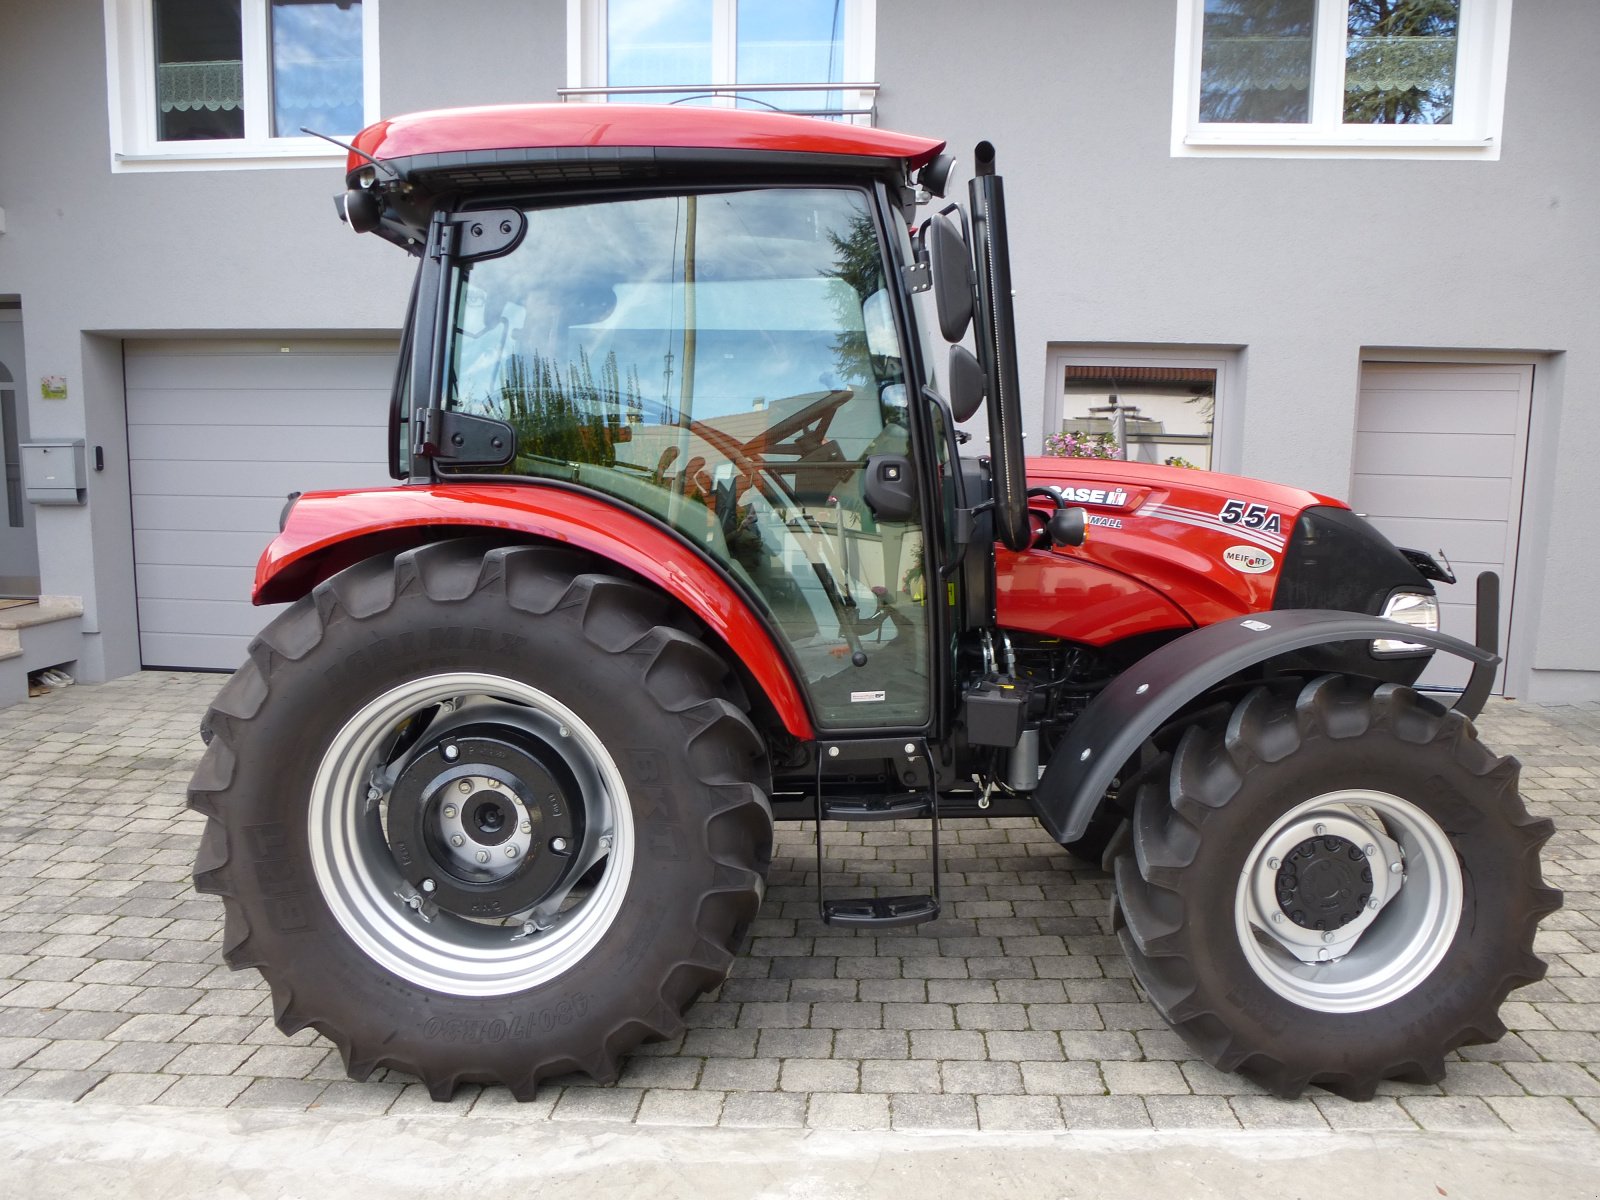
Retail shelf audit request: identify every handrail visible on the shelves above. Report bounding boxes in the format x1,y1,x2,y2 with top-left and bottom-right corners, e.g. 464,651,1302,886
557,81,879,122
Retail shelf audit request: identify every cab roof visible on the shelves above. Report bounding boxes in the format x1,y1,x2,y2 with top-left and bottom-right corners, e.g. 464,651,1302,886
348,103,946,188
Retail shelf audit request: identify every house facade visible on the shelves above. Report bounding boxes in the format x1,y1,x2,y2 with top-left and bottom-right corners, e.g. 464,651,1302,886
0,0,1594,701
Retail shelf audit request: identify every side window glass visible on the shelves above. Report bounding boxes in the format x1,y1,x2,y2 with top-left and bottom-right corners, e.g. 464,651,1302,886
444,187,929,728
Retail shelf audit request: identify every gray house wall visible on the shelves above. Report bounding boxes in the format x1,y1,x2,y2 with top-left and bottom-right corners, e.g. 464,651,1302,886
0,0,1593,699
876,0,1599,702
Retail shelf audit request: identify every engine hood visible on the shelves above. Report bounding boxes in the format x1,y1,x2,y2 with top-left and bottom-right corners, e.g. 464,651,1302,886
997,457,1350,641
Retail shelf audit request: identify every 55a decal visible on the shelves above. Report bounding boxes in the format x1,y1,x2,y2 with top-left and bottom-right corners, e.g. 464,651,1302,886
1218,499,1281,535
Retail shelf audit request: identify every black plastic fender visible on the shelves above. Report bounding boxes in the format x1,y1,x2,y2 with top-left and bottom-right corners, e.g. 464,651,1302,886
1031,608,1500,845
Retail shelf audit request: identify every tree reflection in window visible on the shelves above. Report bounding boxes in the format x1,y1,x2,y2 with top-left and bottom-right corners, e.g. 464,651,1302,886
1344,0,1459,124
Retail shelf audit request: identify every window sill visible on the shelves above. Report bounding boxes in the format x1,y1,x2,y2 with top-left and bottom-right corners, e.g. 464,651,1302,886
111,141,349,173
1175,130,1499,161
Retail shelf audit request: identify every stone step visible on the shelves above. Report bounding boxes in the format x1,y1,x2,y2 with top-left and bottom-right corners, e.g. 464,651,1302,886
0,597,85,709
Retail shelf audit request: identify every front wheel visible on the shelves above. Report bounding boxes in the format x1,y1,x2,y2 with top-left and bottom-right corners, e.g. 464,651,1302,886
1113,675,1561,1099
190,541,772,1098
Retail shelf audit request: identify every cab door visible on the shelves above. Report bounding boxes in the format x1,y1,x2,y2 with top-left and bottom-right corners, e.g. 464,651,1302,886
437,185,934,730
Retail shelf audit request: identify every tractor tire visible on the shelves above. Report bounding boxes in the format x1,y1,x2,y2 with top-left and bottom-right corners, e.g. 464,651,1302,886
1112,675,1561,1100
189,540,772,1099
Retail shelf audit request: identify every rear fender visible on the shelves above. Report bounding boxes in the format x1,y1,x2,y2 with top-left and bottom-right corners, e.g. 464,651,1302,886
256,483,817,739
1032,607,1499,845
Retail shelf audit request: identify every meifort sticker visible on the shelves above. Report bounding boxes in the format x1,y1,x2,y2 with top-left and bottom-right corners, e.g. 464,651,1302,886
1223,545,1275,574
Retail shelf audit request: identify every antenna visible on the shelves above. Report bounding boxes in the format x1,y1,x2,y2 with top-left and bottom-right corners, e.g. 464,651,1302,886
299,127,399,180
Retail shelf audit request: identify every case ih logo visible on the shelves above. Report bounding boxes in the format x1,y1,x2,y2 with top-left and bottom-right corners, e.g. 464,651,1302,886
1224,545,1275,574
1056,485,1130,507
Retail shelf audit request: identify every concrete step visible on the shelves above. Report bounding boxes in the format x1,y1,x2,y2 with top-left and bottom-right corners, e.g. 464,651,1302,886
0,597,84,709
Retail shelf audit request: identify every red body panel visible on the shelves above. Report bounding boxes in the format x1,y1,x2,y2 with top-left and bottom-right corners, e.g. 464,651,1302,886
350,104,946,177
256,485,817,740
999,457,1348,644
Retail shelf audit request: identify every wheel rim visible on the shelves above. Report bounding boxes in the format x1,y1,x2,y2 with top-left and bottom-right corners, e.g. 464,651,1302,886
1234,789,1462,1014
308,672,634,997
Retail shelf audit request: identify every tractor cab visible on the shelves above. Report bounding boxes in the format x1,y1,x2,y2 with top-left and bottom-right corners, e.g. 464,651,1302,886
341,104,1031,744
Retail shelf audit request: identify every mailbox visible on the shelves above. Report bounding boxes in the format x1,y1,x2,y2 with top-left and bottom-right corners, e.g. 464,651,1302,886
21,439,87,505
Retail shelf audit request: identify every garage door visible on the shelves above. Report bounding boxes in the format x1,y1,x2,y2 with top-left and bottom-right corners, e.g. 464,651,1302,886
1352,362,1532,694
127,339,397,670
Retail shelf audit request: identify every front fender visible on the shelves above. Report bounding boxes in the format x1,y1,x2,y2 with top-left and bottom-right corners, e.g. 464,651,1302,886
256,482,817,739
1032,608,1499,845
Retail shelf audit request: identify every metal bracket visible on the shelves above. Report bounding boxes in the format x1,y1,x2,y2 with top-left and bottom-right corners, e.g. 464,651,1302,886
452,209,527,262
418,408,516,466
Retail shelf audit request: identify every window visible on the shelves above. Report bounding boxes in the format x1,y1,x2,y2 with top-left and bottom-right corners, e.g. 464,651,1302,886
1172,0,1513,158
1045,347,1242,474
105,0,380,170
442,187,929,727
566,0,878,121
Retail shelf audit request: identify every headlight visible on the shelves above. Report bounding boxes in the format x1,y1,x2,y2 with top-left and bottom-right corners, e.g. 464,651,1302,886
1373,591,1439,654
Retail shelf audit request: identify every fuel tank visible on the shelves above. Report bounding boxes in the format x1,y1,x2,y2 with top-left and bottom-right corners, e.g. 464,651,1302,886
997,457,1347,644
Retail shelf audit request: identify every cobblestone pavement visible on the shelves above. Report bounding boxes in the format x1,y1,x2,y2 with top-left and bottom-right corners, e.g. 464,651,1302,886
1,672,1596,1135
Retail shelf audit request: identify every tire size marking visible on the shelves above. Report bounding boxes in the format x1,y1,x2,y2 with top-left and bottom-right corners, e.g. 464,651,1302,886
422,994,592,1043
1218,499,1282,536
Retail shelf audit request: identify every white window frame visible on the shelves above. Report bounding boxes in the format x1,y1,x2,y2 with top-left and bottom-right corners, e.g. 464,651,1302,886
104,0,381,172
1171,0,1512,159
566,0,876,119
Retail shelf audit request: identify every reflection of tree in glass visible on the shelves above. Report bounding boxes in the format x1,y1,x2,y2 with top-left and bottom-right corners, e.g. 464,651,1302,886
501,349,641,469
824,210,889,391
1344,0,1458,125
1199,0,1316,124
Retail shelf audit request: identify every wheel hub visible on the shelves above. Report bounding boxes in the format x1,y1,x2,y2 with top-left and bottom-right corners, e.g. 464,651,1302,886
1275,834,1373,931
386,719,584,920
1243,804,1402,963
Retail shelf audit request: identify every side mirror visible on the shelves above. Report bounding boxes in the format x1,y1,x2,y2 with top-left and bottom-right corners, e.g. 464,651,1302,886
948,345,986,423
926,213,974,343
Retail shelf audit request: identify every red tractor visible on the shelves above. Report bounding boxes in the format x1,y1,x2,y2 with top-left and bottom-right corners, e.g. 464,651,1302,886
190,104,1559,1101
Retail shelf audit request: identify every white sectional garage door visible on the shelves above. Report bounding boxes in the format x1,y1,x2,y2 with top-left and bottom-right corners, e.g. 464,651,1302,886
126,339,397,670
1352,362,1533,694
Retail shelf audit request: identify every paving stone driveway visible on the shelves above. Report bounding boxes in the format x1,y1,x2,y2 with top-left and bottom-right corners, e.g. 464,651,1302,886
1,672,1596,1133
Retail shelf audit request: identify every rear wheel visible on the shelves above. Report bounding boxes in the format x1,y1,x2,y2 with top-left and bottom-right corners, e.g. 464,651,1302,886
1113,675,1561,1099
190,540,772,1098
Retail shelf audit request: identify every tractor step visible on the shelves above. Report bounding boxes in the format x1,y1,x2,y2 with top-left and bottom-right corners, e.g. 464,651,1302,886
822,894,940,928
819,793,932,822
813,738,941,929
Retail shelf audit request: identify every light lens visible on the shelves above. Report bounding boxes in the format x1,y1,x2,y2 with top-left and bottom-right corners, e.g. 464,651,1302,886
1373,591,1439,653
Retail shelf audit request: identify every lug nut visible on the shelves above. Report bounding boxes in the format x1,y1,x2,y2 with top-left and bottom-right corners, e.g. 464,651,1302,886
458,779,472,794
1364,843,1377,857
551,837,569,854
443,805,457,819
558,725,570,738
366,786,382,802
1267,856,1281,870
421,879,436,893
1369,897,1381,910
1322,932,1335,944
1271,912,1284,924
506,846,519,859
443,744,459,762
1390,861,1403,874
450,834,464,847
475,850,489,864
487,778,501,789
520,821,532,834
1314,823,1327,836
1317,948,1332,962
